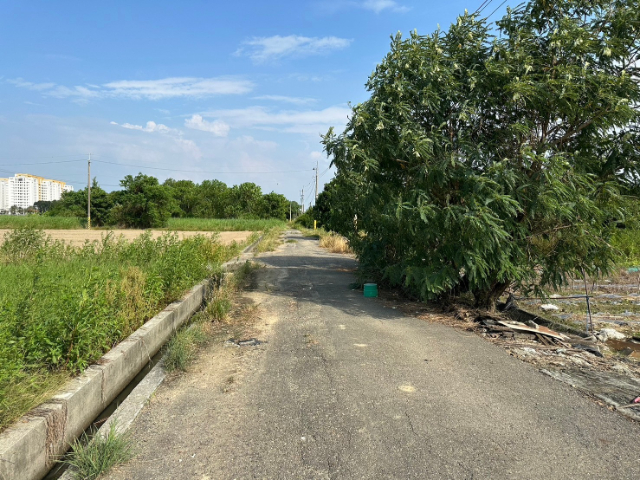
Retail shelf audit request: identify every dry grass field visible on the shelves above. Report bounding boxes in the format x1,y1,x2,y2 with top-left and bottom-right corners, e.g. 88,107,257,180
0,229,253,246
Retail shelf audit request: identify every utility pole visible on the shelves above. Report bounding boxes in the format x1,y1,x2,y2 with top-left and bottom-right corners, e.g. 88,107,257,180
87,153,91,229
314,159,319,204
301,188,305,214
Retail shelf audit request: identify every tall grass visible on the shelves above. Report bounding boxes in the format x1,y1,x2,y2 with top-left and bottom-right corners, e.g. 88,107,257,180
0,216,286,231
253,225,287,253
163,260,258,373
166,217,286,231
319,233,352,254
0,215,84,229
0,228,243,431
64,421,134,480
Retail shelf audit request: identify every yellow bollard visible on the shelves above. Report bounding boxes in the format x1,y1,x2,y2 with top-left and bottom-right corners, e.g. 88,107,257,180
314,220,317,230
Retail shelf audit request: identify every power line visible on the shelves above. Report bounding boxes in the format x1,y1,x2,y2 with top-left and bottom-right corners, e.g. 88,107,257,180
474,0,491,15
318,166,332,179
0,158,86,166
484,0,508,21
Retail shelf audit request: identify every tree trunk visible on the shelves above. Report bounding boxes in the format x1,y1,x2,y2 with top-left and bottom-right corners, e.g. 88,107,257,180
474,281,510,312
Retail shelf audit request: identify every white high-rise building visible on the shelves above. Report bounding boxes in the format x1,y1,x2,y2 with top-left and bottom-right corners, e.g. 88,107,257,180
0,174,74,211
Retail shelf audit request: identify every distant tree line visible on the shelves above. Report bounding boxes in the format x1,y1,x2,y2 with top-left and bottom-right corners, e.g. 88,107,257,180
38,173,300,228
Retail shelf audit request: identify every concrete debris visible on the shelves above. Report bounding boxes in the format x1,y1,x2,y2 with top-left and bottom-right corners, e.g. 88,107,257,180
596,328,626,342
539,304,560,312
225,338,263,347
572,344,604,357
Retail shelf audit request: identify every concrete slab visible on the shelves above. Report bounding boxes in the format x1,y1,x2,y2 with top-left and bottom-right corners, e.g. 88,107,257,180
101,337,148,405
51,366,105,447
0,417,47,480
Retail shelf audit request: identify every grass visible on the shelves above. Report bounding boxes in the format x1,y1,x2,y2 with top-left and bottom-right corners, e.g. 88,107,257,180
253,225,287,253
297,227,353,254
0,215,286,231
166,217,286,232
0,228,245,431
163,318,210,373
319,232,352,254
164,260,258,373
0,215,84,229
64,421,134,480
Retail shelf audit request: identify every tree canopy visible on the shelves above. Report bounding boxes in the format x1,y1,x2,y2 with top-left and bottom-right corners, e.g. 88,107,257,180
44,175,293,228
322,0,640,308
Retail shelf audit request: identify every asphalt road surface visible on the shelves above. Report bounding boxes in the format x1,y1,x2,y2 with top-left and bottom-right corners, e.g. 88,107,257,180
107,231,639,480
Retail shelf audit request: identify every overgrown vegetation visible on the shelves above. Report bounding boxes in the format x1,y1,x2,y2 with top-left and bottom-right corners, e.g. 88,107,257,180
0,215,285,232
33,174,300,228
164,261,258,373
63,421,134,480
166,217,285,232
253,225,287,253
319,232,352,254
0,215,84,229
0,228,243,431
321,0,640,309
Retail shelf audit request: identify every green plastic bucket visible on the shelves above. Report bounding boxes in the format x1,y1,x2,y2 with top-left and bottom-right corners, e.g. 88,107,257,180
363,283,378,298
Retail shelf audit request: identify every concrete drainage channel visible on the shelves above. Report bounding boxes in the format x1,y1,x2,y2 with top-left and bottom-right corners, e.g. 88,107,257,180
0,237,262,480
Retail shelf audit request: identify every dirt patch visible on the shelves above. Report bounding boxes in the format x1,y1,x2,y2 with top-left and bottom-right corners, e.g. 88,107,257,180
0,229,253,246
104,285,279,480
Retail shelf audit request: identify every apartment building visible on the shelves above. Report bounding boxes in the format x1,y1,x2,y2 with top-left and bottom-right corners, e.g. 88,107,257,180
0,173,74,211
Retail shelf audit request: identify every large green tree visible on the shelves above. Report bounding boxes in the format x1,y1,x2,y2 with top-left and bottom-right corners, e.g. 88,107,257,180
114,174,174,228
322,0,640,308
163,179,200,217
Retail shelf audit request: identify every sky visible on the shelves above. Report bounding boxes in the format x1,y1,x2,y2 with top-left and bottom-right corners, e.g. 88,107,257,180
0,0,511,204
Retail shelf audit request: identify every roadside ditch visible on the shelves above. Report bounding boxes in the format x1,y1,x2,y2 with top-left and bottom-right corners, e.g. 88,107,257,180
0,235,265,480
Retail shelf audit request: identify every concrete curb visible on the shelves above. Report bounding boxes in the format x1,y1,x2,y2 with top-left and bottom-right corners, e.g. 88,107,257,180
0,283,208,480
57,360,168,480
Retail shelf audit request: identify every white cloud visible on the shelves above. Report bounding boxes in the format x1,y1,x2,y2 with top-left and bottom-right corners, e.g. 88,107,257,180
184,114,230,137
195,105,351,138
7,78,56,91
237,35,352,63
8,76,254,101
200,105,350,129
310,151,324,160
361,0,408,13
110,120,201,157
102,77,253,99
115,120,172,133
253,95,317,105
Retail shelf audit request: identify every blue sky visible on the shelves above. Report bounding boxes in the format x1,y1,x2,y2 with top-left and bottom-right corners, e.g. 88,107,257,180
0,0,510,203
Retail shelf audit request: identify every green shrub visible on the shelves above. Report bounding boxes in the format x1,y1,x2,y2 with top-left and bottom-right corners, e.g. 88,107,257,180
294,213,315,229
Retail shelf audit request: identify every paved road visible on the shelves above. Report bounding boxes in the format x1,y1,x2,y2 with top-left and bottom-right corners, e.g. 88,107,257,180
108,231,639,480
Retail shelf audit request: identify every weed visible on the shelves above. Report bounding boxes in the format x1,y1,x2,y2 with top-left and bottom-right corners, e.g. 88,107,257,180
164,324,209,372
319,233,352,254
164,260,259,373
166,218,285,232
253,225,287,253
63,421,134,480
296,227,352,254
0,229,245,431
207,293,233,322
0,215,84,229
